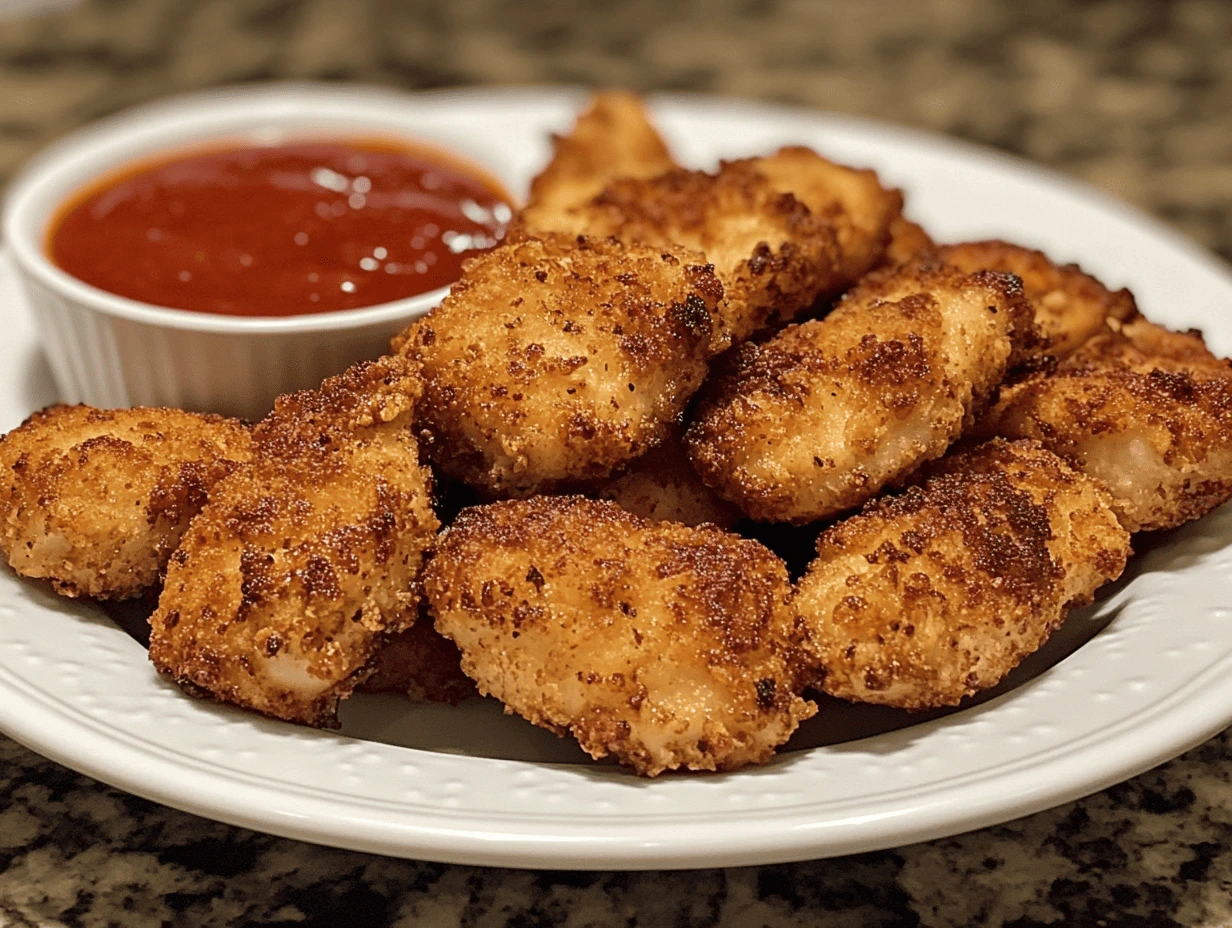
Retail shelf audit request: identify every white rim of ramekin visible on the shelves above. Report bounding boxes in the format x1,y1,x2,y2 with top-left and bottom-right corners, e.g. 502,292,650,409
0,83,519,334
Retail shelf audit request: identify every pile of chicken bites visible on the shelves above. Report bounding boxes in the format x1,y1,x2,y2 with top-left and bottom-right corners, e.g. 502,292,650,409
3,93,1231,776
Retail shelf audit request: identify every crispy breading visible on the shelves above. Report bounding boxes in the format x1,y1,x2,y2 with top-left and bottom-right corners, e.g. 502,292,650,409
979,320,1232,532
0,405,250,599
935,240,1138,359
591,425,742,528
515,148,900,345
685,260,1036,524
752,146,903,284
519,90,677,231
397,234,725,496
792,439,1130,709
877,215,935,268
358,609,476,705
424,496,816,776
147,356,439,727
1094,316,1227,370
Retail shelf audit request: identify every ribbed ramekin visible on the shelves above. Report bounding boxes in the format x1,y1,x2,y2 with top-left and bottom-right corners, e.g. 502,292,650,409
2,83,512,422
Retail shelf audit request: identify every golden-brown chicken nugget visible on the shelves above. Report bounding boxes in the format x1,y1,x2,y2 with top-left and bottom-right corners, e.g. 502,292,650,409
936,240,1138,359
686,261,1035,524
0,405,250,599
877,215,936,268
148,356,439,727
399,234,724,496
519,90,677,233
980,321,1232,532
591,425,742,528
425,496,815,776
751,146,903,284
529,149,900,345
792,439,1130,709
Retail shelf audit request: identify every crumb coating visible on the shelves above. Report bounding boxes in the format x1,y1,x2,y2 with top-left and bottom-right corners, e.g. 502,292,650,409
0,404,250,599
792,439,1130,708
148,355,439,727
425,495,815,776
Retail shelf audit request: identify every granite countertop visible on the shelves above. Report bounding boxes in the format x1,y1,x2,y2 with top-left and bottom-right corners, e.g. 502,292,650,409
3,1,1232,925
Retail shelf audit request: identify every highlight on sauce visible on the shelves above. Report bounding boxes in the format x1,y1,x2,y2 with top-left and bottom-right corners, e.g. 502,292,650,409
48,139,513,317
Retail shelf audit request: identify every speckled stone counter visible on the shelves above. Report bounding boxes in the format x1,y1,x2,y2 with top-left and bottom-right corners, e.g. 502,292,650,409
2,1,1232,925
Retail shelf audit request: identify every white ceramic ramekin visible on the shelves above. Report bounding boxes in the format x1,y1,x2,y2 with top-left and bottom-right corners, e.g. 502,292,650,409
2,83,514,422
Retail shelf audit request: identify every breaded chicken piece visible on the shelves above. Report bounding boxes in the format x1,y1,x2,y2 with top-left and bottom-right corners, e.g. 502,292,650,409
877,215,935,268
752,146,903,285
0,405,250,600
685,260,1035,523
424,496,816,776
148,356,439,727
979,320,1232,532
792,439,1130,709
1095,316,1227,370
519,90,677,232
935,240,1138,359
517,148,900,345
358,609,475,705
592,425,742,528
397,234,725,496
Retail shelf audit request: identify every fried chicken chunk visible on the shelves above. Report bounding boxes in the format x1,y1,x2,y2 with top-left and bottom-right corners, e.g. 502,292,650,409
519,147,900,345
751,146,903,285
592,425,742,528
397,234,725,496
685,260,1035,523
792,439,1130,709
424,496,816,776
519,90,677,232
0,405,250,600
148,356,439,727
980,320,1232,532
877,215,935,268
935,240,1138,359
358,610,475,705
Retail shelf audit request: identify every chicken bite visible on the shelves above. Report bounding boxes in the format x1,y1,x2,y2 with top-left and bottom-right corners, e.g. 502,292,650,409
397,233,725,496
424,496,816,776
935,240,1138,360
518,148,900,345
0,405,250,600
519,90,677,233
979,320,1232,532
685,260,1036,524
591,425,742,528
148,356,439,727
876,215,935,269
751,146,903,285
792,439,1130,709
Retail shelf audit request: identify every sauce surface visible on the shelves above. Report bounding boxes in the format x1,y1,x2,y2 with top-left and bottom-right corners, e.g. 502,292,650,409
49,140,512,316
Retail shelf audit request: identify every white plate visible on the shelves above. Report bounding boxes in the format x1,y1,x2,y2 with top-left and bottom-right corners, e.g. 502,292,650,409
2,86,1231,871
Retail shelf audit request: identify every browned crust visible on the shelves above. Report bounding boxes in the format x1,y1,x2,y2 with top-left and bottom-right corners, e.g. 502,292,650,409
0,404,251,599
522,90,677,223
935,239,1138,359
587,425,742,528
685,261,1037,523
147,355,439,728
399,233,725,496
792,439,1130,708
424,495,815,776
979,322,1232,532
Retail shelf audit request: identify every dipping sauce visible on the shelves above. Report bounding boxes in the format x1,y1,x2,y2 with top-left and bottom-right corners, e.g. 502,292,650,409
48,140,512,316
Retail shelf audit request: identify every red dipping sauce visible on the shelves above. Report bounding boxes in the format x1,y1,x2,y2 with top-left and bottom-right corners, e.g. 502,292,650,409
48,140,512,317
